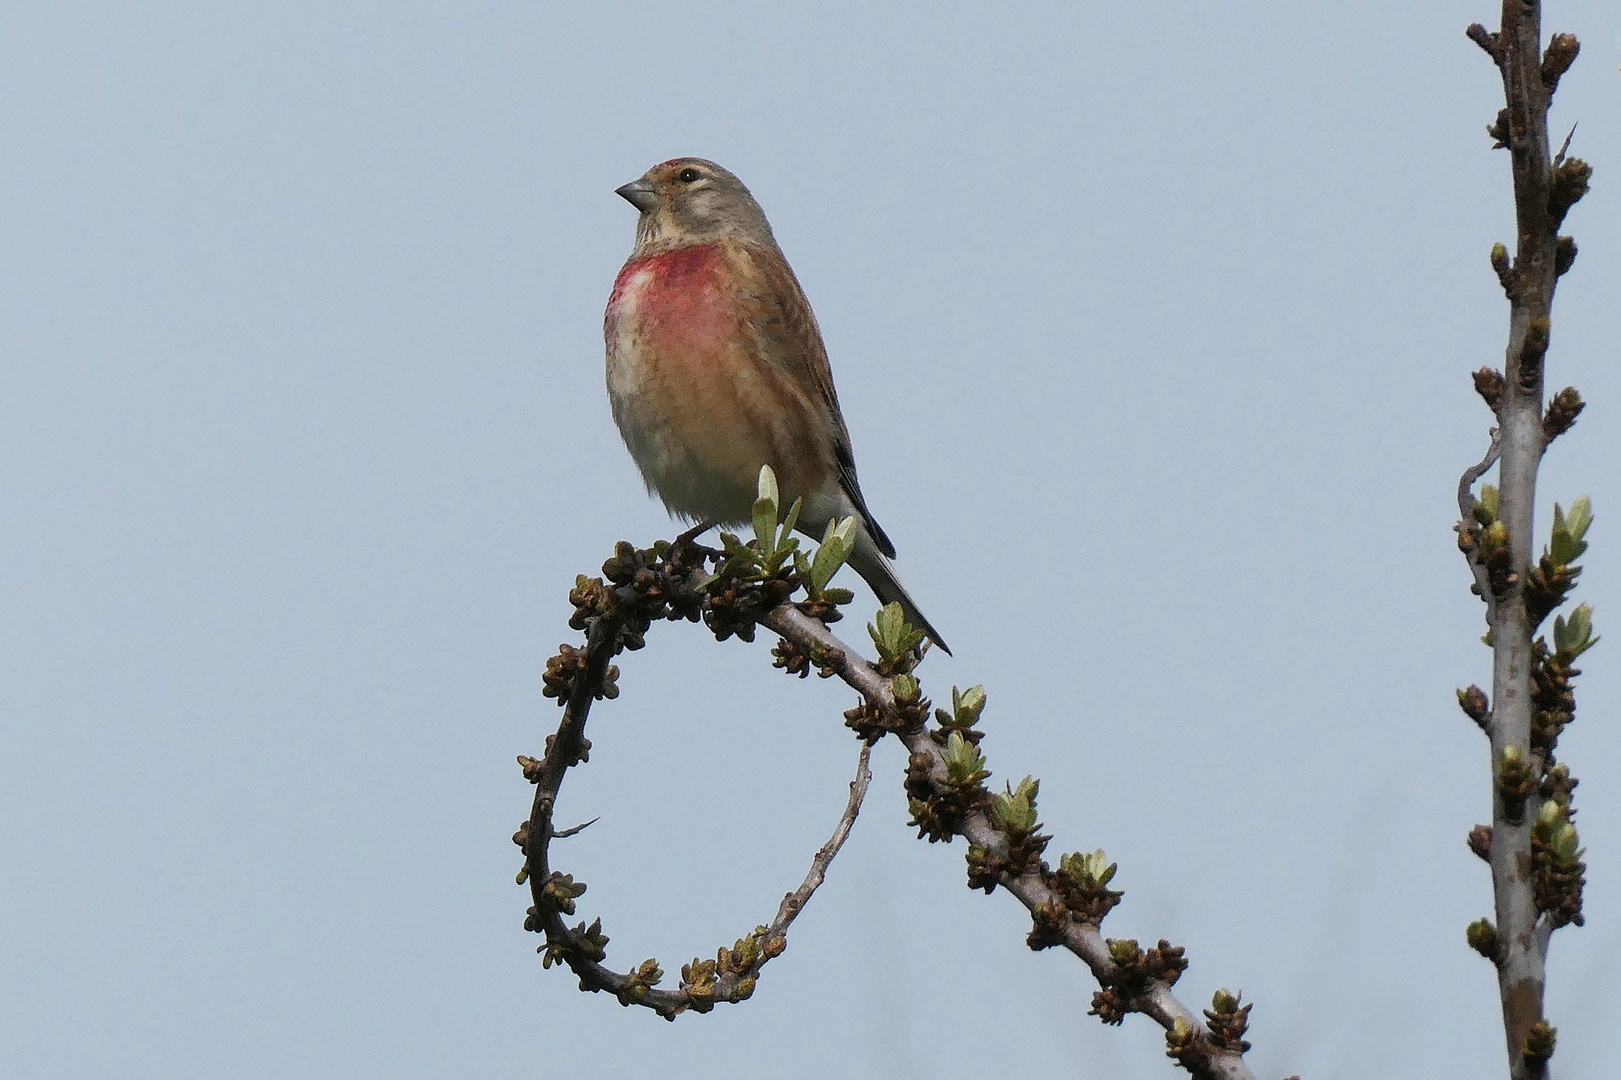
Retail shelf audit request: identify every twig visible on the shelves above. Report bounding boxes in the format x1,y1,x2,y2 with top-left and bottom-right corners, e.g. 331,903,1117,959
552,817,599,839
1457,435,1503,626
768,744,872,933
1457,435,1501,521
1554,122,1576,167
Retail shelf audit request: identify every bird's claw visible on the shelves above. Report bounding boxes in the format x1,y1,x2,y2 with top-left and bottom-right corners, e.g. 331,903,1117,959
667,521,719,573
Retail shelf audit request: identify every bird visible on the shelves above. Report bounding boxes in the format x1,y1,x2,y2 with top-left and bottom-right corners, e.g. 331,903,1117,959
603,157,949,654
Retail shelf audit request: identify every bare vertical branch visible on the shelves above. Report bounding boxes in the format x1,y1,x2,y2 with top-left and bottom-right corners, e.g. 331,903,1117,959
1488,2,1553,1063
1462,5,1591,1076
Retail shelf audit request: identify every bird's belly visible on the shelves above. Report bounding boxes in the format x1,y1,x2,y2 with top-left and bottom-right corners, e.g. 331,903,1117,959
606,294,764,523
609,374,760,525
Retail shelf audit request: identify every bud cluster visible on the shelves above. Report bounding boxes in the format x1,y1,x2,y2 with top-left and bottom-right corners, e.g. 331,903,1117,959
1458,485,1515,597
1088,938,1188,1027
1531,799,1586,929
907,729,988,841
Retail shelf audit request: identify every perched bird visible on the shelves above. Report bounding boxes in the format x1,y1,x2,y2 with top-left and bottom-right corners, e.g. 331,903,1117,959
604,157,949,654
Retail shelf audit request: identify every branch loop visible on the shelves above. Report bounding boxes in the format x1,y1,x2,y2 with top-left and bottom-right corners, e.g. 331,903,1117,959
520,540,872,1019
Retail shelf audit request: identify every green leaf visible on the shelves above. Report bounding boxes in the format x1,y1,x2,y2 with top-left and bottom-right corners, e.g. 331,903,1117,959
871,602,903,654
1550,496,1593,564
779,497,802,552
891,673,919,703
951,685,986,727
761,534,799,576
1551,823,1580,862
1553,602,1598,658
833,515,856,550
810,531,839,591
756,464,779,511
1566,495,1593,538
869,601,926,659
1059,849,1117,889
1562,492,1588,528
990,791,1035,835
752,466,780,554
752,497,777,556
809,515,856,592
941,730,987,783
991,778,1040,835
809,548,833,593
1478,520,1508,559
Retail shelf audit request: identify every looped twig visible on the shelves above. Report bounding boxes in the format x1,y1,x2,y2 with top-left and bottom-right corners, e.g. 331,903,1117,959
1457,433,1501,519
519,543,872,1019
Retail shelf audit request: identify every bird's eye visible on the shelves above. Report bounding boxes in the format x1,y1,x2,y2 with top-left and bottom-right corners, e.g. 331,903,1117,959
678,168,700,183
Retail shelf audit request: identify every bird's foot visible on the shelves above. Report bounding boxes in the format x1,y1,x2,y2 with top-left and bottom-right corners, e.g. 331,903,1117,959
666,520,719,573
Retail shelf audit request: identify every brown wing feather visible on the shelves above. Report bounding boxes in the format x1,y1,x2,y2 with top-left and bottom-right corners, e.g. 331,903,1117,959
736,240,897,558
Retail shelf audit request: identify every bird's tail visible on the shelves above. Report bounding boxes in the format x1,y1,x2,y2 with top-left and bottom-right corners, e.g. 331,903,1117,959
846,527,951,656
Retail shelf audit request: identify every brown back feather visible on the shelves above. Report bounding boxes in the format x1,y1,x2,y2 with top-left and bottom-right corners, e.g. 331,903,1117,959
734,239,897,558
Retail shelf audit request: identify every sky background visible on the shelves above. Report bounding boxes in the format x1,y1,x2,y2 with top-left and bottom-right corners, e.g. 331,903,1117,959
3,3,1620,1078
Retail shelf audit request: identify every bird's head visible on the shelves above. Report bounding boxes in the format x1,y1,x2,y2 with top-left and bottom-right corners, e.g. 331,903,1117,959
615,158,775,251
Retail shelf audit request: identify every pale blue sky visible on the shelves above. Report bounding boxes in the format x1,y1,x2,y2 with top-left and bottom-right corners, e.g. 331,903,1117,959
3,3,1619,1078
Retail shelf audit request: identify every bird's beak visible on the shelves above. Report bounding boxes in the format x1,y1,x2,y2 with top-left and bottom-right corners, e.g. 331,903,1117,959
614,178,659,214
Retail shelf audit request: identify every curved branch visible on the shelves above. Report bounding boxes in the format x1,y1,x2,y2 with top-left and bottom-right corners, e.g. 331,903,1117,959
1457,434,1504,635
518,547,873,1019
1457,436,1501,522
